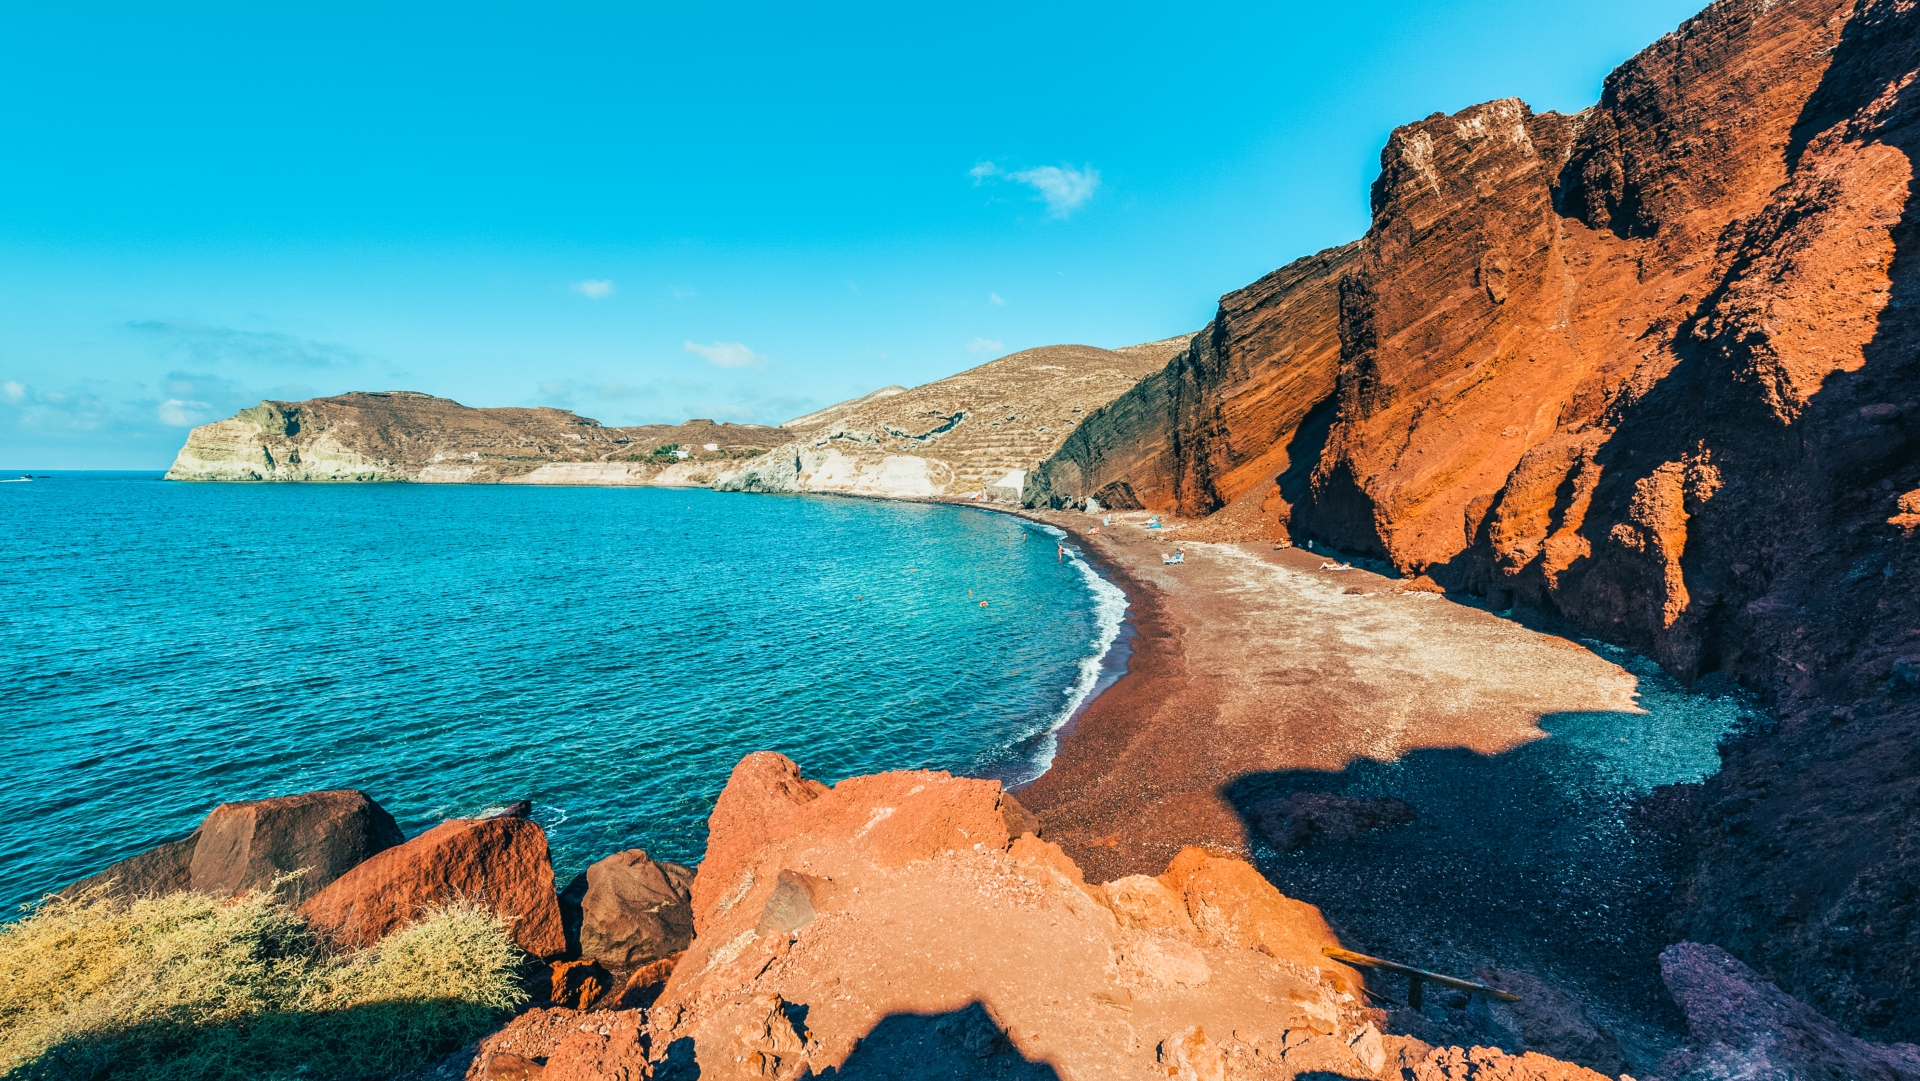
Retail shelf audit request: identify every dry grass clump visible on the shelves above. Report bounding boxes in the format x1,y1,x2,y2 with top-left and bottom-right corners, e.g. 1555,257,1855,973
0,886,525,1081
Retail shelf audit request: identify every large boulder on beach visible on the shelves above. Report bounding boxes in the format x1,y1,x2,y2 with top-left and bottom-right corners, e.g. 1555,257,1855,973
57,788,403,903
569,848,695,967
189,789,405,901
298,816,566,957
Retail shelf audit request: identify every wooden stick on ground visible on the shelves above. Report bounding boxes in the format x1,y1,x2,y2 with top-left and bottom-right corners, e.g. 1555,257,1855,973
1322,947,1522,1008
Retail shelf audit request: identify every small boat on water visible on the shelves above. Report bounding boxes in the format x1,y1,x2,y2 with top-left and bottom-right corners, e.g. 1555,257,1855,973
0,475,30,483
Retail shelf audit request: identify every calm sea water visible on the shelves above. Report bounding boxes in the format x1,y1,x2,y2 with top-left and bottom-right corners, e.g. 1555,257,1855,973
0,474,1124,911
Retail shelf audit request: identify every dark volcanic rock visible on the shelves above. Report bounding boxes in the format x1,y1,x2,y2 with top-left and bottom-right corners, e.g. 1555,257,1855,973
189,789,405,901
1476,968,1630,1077
1651,942,1920,1080
57,788,403,903
572,848,695,967
58,835,196,901
298,816,566,957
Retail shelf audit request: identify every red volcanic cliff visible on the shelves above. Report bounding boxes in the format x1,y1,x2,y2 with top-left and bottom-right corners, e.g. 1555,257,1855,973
1031,243,1357,518
1037,0,1920,1040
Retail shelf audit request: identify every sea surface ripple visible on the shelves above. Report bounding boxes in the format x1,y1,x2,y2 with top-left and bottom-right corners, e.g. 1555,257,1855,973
0,474,1124,910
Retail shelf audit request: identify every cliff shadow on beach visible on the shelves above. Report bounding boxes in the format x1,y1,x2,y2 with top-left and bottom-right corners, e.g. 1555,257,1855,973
1221,710,1719,1067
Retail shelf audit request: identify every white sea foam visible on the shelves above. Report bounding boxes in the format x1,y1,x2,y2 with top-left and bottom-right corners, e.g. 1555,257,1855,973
1003,523,1129,786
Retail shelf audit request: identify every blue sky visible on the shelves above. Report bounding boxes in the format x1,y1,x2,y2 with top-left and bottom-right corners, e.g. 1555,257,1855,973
1,1,1706,468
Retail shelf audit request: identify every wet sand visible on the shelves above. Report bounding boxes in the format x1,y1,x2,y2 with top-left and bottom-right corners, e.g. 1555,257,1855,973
1016,508,1727,1065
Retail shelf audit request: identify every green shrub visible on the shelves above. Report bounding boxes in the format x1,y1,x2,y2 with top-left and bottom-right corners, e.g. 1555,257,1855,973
0,888,525,1081
648,443,680,461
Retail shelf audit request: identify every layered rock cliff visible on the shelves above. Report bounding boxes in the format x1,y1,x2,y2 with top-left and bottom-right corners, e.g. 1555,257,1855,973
1031,246,1357,521
1039,0,1920,1041
164,391,789,485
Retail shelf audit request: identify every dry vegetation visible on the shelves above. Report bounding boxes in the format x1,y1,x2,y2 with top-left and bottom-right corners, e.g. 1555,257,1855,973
0,886,525,1080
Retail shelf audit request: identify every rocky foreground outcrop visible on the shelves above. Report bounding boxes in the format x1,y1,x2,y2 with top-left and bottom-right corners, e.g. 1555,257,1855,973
53,767,1920,1077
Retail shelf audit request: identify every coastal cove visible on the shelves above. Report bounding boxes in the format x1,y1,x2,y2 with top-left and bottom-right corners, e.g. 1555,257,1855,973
0,474,1123,912
1015,508,1752,1064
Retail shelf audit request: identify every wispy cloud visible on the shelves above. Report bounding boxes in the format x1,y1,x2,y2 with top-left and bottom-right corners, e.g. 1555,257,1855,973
1,381,22,404
129,320,364,369
989,292,1005,306
969,162,1101,217
1011,165,1100,216
967,337,1005,356
572,279,616,299
669,285,697,300
157,399,215,427
684,340,766,370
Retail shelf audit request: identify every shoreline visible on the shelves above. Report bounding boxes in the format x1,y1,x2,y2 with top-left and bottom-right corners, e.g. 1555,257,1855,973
997,507,1748,1063
991,508,1162,795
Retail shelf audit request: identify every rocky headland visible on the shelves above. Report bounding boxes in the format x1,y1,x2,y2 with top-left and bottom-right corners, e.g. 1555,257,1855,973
161,391,792,485
139,0,1920,1069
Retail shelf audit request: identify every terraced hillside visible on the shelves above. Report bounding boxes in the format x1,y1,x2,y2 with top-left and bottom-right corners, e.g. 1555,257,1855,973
722,337,1191,500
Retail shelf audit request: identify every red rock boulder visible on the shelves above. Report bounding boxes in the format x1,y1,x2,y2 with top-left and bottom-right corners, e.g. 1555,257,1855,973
298,816,565,957
690,751,1029,934
691,752,828,934
569,849,695,967
57,788,403,903
189,789,405,901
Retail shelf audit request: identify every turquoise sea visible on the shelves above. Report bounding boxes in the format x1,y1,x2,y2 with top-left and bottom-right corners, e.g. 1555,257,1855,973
0,474,1125,912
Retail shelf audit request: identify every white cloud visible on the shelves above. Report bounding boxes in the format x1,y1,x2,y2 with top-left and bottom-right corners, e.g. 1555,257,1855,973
685,340,766,370
1009,165,1100,217
157,398,214,427
967,338,1005,356
989,292,1005,306
969,161,1101,217
669,285,697,300
572,279,616,299
129,320,363,369
1,381,23,404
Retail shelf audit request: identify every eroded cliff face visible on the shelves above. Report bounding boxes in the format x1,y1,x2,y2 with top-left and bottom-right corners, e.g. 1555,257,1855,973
1304,0,1920,1037
1038,0,1920,1040
1031,245,1357,522
163,391,789,485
